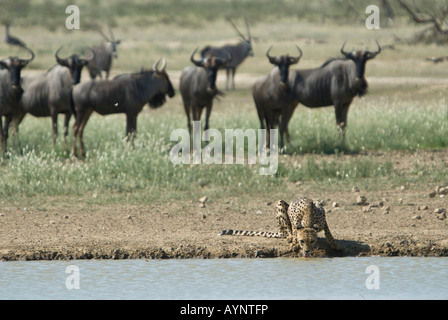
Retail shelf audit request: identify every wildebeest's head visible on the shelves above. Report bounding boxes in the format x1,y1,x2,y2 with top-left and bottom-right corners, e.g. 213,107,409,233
266,45,302,89
148,58,175,109
340,40,381,96
55,47,94,84
191,48,231,94
0,46,34,95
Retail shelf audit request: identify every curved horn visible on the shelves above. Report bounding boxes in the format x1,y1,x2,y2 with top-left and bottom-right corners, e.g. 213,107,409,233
55,46,66,64
159,57,167,72
190,48,203,67
152,58,161,71
265,45,273,58
154,57,167,73
340,41,349,57
288,45,303,64
366,40,381,60
21,46,34,65
266,45,278,65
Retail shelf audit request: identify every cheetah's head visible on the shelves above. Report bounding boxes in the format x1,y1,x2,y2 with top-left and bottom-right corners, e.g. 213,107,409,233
297,226,319,258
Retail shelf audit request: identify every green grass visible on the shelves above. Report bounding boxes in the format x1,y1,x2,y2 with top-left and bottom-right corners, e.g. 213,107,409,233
285,96,448,154
3,0,448,30
1,1,448,207
2,86,448,206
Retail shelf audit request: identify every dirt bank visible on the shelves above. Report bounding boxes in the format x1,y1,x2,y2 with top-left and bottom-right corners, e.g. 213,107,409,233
1,172,447,261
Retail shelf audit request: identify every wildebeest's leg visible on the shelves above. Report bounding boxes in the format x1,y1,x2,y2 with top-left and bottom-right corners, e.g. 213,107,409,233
335,102,350,142
50,111,58,147
204,104,212,132
63,112,71,145
225,69,230,90
183,102,192,134
279,104,297,152
283,104,297,144
126,113,138,145
192,103,202,123
10,110,25,135
255,102,265,130
0,116,5,153
71,110,83,157
1,115,12,153
72,108,93,158
264,112,272,149
78,109,94,158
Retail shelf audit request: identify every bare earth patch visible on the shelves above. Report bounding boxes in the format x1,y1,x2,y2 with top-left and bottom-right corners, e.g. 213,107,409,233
1,150,447,261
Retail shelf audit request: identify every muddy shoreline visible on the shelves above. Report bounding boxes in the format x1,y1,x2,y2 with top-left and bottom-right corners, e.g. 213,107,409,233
2,239,448,261
2,184,448,261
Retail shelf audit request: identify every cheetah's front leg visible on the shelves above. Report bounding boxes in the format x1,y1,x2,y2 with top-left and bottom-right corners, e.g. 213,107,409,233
276,200,292,242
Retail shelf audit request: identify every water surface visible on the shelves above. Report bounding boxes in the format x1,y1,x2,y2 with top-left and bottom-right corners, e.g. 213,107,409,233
1,257,447,300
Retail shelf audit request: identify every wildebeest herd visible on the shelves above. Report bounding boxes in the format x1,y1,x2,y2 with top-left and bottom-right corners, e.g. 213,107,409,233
0,20,381,157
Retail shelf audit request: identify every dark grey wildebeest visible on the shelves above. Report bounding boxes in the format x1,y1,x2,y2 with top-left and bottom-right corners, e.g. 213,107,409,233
180,49,231,133
71,58,175,158
281,41,382,143
258,41,381,151
86,26,120,80
252,45,302,150
0,47,34,151
14,47,93,145
200,18,253,90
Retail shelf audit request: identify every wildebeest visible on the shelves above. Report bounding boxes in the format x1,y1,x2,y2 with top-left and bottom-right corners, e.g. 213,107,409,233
0,47,34,151
252,45,302,150
200,18,253,90
71,58,175,158
180,49,231,133
86,26,121,80
14,47,93,145
281,41,382,143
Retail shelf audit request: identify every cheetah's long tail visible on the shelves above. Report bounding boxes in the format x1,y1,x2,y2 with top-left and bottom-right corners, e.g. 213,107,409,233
219,229,283,238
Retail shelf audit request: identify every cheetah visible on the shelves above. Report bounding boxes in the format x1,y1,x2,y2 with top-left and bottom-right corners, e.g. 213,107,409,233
219,198,340,257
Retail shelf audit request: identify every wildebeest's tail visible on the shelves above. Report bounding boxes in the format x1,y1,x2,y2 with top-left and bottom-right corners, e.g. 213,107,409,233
69,87,77,118
219,229,283,238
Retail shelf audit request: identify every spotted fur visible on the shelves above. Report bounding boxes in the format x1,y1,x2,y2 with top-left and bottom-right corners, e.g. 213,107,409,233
277,198,340,257
220,197,340,257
